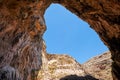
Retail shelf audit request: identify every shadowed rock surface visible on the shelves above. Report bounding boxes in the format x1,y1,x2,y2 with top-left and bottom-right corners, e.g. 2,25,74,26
60,75,98,80
0,0,120,80
0,65,20,80
0,1,47,80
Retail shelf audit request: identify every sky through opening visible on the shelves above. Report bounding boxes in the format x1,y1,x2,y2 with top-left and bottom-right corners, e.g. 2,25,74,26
43,4,108,64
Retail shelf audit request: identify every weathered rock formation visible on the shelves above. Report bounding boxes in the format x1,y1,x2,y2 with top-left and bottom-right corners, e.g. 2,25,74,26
37,51,112,80
83,51,112,80
0,1,47,80
0,0,120,80
37,51,86,80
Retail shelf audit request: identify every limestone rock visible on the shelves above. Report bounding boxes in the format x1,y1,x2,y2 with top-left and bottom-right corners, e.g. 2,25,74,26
83,51,112,80
0,1,48,80
0,65,20,80
37,52,86,80
37,51,112,80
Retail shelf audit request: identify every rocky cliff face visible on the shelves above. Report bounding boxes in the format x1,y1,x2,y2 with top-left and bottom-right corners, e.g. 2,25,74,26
37,51,112,80
83,52,112,80
0,0,120,80
37,42,87,80
0,1,48,80
37,53,86,80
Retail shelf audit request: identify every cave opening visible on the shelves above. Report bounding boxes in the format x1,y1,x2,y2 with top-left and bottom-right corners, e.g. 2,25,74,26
43,4,108,63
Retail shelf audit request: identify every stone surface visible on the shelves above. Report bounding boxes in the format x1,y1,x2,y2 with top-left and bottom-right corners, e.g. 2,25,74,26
0,1,48,80
37,52,86,80
83,51,112,80
0,65,20,80
0,0,120,80
37,51,112,80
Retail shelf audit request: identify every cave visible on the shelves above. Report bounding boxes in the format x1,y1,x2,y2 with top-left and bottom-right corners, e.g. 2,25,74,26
0,0,120,80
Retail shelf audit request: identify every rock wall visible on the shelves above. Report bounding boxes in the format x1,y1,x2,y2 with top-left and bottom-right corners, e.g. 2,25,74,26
0,0,120,80
83,51,112,80
0,1,48,80
37,51,86,80
37,51,112,80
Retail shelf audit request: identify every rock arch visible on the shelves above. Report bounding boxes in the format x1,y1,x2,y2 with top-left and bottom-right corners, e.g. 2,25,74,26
0,0,120,80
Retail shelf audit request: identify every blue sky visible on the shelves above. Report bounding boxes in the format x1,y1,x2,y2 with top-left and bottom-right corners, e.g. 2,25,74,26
43,4,108,64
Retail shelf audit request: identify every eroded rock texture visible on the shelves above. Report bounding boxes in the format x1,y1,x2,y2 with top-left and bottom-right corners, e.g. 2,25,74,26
37,51,112,80
83,52,112,80
0,0,48,80
37,47,86,80
0,0,120,80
